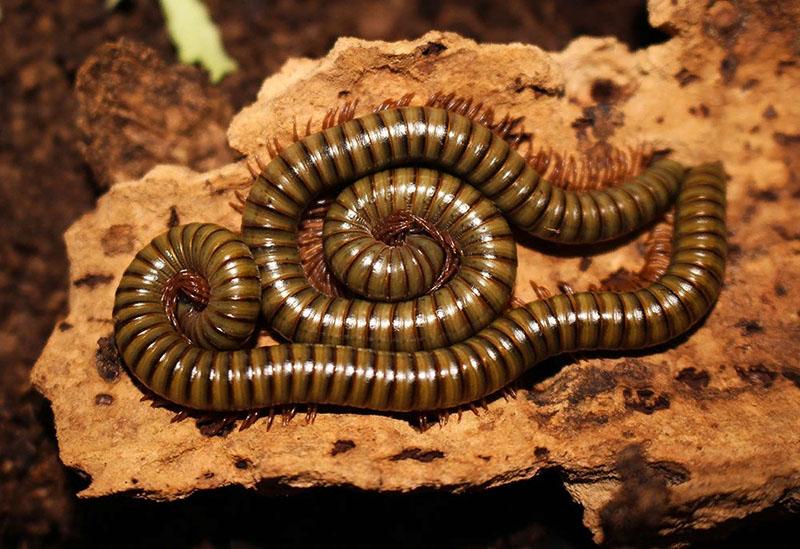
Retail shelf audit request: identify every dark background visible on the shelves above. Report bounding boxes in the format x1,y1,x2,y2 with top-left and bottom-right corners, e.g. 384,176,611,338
0,1,793,546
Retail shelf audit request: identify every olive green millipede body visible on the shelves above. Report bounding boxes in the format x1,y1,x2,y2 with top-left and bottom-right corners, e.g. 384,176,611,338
113,106,727,413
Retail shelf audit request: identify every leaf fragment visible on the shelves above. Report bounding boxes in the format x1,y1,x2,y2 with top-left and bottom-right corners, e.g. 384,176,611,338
158,0,238,83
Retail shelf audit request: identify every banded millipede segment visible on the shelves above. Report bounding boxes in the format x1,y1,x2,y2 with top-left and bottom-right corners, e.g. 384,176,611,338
113,106,727,413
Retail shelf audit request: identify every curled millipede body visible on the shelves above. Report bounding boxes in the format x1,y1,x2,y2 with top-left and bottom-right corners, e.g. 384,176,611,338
113,106,727,414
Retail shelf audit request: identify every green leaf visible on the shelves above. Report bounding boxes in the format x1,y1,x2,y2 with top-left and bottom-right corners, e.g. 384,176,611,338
158,0,238,83
105,0,123,9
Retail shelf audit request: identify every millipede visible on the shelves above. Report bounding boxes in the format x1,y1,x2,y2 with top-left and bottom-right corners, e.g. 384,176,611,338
112,94,727,428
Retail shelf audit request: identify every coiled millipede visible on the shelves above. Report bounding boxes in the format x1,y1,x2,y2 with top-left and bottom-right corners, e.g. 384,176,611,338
113,104,727,424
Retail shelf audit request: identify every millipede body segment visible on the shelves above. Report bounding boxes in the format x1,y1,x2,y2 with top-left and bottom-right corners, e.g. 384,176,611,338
113,106,727,413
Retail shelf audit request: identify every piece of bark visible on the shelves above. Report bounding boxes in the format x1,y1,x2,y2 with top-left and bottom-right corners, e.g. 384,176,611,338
75,38,235,189
33,0,800,543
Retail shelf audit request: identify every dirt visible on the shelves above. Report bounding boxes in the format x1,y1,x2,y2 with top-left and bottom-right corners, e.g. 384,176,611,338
1,0,795,546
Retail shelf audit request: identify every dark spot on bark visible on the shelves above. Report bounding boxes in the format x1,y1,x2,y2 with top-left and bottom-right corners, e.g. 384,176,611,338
532,410,558,424
569,367,617,404
674,68,699,87
763,105,778,120
570,104,626,140
655,116,664,124
776,59,796,76
649,461,690,485
420,41,447,56
579,256,592,271
735,318,764,335
735,364,777,388
774,132,800,146
94,393,114,406
581,412,609,425
773,225,800,241
741,203,756,223
656,143,678,160
782,367,800,389
337,89,351,97
741,78,759,90
74,273,114,289
167,206,180,227
600,268,639,292
58,321,73,331
478,455,491,462
524,385,553,405
600,445,671,545
131,478,138,485
196,417,236,438
749,125,760,134
775,283,787,297
720,54,739,83
676,367,710,390
101,224,136,256
572,114,594,131
707,1,740,36
95,334,122,382
688,104,710,117
590,79,621,104
390,447,445,462
203,471,215,479
234,458,251,469
330,439,356,456
512,77,564,98
753,189,778,202
623,388,670,414
534,447,550,459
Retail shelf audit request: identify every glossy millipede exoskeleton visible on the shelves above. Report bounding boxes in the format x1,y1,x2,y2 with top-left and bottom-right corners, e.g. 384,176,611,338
113,97,727,425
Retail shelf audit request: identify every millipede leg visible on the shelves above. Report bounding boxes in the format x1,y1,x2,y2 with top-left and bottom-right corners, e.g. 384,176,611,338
416,413,431,432
195,415,237,437
229,189,248,214
170,410,190,423
427,90,529,145
239,410,261,431
305,405,318,425
502,385,518,401
530,280,552,300
281,406,297,427
638,213,674,284
375,94,414,112
522,136,656,191
557,281,576,296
